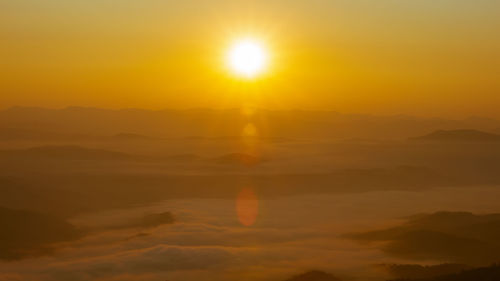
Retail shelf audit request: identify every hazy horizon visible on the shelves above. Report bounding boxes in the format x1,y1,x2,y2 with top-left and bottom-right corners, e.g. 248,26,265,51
2,105,500,121
2,1,500,117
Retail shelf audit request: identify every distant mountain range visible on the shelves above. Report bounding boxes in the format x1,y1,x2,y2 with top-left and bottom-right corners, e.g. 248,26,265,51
1,106,499,139
0,145,264,166
0,145,142,161
282,266,500,281
211,152,263,166
347,211,500,264
283,271,341,281
389,264,500,281
0,127,157,142
0,206,81,260
412,129,500,142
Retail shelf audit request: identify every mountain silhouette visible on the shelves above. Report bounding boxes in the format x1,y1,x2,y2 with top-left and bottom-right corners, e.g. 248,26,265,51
379,263,470,280
412,129,500,142
2,106,500,139
166,153,201,162
111,133,157,140
389,264,500,281
0,207,82,260
283,270,341,281
211,153,263,166
347,211,500,264
0,145,142,161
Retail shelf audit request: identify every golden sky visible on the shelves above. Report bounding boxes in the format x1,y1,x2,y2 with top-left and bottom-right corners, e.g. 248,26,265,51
1,0,499,117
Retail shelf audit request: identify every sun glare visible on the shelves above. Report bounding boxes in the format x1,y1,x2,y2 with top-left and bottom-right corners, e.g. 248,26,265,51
227,38,268,78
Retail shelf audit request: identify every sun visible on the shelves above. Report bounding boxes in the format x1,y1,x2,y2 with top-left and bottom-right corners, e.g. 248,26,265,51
227,38,269,78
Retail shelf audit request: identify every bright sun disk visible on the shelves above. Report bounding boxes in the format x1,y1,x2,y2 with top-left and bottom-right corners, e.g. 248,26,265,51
227,38,268,78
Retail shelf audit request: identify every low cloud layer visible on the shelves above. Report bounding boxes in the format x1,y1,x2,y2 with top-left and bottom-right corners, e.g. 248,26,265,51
4,189,500,281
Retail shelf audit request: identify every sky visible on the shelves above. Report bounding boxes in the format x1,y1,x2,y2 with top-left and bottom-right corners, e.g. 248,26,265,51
1,0,499,118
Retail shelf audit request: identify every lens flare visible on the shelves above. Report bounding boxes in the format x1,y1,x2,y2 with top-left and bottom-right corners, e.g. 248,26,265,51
236,187,259,226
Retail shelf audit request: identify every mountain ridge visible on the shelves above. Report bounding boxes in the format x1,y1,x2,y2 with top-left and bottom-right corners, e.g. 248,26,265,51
411,129,500,142
2,106,499,139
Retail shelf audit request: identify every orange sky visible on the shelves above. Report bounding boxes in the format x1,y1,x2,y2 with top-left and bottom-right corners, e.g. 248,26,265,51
1,0,499,118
